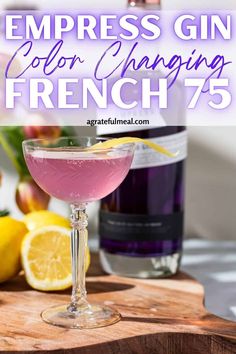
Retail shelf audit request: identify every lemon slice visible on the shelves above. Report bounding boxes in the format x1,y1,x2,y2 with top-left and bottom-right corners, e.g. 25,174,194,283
21,226,90,291
91,137,176,157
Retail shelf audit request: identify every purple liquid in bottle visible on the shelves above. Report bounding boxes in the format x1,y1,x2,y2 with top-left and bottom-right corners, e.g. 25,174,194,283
99,127,186,278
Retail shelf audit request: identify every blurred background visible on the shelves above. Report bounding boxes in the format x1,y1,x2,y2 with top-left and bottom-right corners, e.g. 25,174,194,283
1,0,236,242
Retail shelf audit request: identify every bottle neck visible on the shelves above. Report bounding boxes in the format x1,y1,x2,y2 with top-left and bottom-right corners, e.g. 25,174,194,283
128,0,161,10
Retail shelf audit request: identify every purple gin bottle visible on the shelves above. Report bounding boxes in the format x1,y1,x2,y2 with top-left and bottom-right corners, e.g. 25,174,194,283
98,0,187,278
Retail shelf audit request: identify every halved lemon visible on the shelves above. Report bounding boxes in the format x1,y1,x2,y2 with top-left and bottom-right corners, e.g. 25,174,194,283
21,226,90,291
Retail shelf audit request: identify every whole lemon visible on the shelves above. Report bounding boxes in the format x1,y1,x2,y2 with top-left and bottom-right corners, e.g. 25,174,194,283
23,211,70,231
0,216,28,283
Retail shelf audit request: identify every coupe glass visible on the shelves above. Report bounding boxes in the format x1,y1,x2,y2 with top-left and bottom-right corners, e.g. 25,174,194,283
23,136,135,329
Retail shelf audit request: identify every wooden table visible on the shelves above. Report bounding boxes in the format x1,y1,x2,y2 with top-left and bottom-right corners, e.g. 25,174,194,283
0,253,236,354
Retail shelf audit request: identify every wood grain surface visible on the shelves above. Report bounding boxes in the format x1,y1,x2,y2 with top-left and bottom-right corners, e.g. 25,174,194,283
0,253,236,354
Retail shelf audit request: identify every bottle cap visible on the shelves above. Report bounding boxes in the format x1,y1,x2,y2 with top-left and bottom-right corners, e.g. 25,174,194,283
4,0,38,10
128,0,160,5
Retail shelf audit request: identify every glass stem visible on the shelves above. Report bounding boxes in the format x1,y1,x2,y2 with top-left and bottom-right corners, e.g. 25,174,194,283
68,203,88,313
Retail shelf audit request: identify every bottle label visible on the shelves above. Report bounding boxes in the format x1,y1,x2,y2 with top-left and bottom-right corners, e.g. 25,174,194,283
131,130,187,170
99,210,183,242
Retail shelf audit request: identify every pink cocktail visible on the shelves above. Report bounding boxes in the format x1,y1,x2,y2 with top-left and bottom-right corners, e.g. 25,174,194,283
23,137,135,329
25,150,133,203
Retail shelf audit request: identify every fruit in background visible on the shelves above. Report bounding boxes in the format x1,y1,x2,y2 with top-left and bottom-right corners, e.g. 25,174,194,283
0,125,75,214
23,210,70,231
22,113,61,140
23,122,61,140
0,216,28,283
21,226,90,291
16,176,50,214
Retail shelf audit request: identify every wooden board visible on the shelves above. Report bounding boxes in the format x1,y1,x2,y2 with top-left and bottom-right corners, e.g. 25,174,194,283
0,253,236,354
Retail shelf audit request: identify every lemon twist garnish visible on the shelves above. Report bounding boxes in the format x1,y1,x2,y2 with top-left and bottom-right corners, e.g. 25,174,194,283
92,137,177,157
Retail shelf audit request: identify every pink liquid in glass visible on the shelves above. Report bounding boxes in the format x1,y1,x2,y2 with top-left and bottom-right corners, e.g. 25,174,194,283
25,150,133,203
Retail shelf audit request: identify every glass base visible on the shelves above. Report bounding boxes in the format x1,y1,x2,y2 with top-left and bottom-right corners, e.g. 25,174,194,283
100,250,182,278
41,304,121,329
